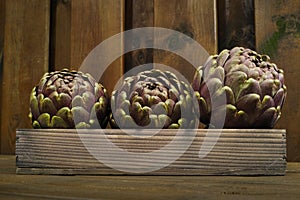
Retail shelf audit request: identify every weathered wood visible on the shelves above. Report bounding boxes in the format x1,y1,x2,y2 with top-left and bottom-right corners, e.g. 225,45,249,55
0,0,5,152
0,0,4,57
217,0,255,51
49,0,71,71
1,155,300,199
153,0,217,82
52,0,124,94
255,0,300,161
16,129,286,175
1,0,50,154
124,0,154,72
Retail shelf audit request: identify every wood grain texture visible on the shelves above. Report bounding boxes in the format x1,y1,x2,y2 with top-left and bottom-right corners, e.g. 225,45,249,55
16,129,286,175
1,0,50,154
2,156,300,199
153,0,217,82
0,0,5,152
125,0,154,72
255,0,300,161
0,0,4,61
53,0,124,94
217,0,255,51
50,0,71,70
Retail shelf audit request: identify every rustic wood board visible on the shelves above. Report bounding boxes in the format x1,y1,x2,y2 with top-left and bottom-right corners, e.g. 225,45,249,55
217,0,255,50
255,0,300,161
16,129,286,175
2,156,300,199
153,0,218,82
49,0,72,70
51,0,124,94
0,0,5,152
124,0,154,72
1,0,50,154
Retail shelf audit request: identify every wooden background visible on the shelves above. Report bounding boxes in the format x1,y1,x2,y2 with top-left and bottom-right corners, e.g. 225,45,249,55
0,0,299,161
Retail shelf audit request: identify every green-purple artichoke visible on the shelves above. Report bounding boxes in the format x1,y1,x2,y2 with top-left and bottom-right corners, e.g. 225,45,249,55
192,47,287,128
29,69,110,128
110,69,198,129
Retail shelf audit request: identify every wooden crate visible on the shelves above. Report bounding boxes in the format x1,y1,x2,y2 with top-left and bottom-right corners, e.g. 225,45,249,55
16,129,286,175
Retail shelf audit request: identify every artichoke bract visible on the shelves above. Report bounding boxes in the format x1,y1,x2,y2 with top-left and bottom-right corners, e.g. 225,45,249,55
192,47,287,128
29,69,110,129
110,69,198,129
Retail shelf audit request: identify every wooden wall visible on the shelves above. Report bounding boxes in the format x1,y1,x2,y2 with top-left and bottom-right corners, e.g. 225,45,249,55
0,0,299,161
1,0,50,154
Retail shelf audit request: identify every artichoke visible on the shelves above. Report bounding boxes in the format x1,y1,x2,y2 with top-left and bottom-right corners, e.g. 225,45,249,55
192,47,287,128
110,69,198,129
29,69,110,129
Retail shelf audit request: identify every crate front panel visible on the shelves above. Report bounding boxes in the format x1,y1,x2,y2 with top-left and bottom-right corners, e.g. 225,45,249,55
16,129,286,175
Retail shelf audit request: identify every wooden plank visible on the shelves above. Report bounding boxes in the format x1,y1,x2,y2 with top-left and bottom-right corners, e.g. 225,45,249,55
0,0,5,152
217,0,255,51
1,155,299,199
0,0,4,53
255,0,300,161
53,0,124,94
0,0,4,59
1,0,50,154
124,0,154,72
49,0,71,70
153,0,217,82
16,129,286,175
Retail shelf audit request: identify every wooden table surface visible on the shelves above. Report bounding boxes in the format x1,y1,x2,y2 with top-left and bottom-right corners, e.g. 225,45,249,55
0,156,300,200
